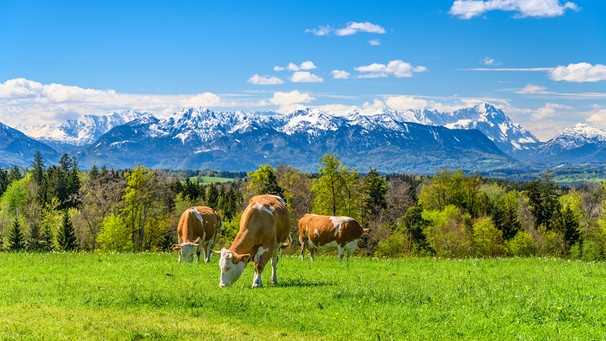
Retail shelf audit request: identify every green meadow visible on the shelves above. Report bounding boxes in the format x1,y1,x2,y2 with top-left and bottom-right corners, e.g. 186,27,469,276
1,253,606,340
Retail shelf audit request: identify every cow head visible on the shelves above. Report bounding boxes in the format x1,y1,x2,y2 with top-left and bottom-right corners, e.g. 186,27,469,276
177,237,201,263
217,248,250,287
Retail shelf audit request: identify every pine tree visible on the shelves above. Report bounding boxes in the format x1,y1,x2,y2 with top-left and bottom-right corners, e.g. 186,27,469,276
56,210,78,251
8,219,25,251
31,151,45,186
0,168,8,197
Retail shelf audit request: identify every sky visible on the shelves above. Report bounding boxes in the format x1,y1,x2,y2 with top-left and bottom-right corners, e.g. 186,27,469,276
0,0,605,141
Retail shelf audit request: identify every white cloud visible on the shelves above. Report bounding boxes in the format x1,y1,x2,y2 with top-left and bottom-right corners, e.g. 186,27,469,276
385,96,429,111
586,106,606,129
248,74,284,85
355,60,428,78
290,71,324,83
305,25,332,36
306,21,385,36
368,39,381,46
518,84,548,94
269,90,315,112
278,61,317,72
0,78,231,127
482,57,501,66
336,22,386,36
531,103,571,121
549,63,606,82
331,70,350,80
450,0,580,19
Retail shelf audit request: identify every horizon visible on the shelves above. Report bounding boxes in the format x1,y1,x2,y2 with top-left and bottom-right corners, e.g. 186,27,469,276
1,0,605,142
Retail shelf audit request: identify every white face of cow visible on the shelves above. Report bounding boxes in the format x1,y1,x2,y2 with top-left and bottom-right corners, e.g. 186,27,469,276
218,248,248,288
179,243,197,263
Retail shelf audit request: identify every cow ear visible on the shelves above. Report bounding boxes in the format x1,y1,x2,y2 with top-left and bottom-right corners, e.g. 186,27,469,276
172,245,181,251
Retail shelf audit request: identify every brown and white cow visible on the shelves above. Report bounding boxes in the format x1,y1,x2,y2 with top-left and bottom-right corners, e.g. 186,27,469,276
175,206,222,263
298,213,367,262
217,194,291,288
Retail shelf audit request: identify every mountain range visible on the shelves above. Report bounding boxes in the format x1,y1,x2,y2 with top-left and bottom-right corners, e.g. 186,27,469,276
3,103,606,176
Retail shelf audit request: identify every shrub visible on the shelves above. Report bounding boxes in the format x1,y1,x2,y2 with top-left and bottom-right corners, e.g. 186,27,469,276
582,240,603,262
375,232,408,258
97,214,132,252
472,217,504,257
506,231,538,257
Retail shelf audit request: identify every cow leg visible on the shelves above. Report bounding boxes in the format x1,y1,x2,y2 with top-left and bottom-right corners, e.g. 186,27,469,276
337,245,345,263
300,243,306,261
178,250,183,263
310,249,316,261
196,243,203,263
271,251,279,285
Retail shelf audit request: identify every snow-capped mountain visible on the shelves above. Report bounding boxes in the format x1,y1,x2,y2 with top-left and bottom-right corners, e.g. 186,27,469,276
19,110,149,151
0,121,60,168
74,106,513,173
531,123,606,165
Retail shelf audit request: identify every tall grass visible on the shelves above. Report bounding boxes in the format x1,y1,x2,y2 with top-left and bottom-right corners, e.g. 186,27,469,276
1,253,605,340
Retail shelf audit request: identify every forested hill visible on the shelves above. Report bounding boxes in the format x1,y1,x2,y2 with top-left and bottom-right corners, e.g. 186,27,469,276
0,153,603,262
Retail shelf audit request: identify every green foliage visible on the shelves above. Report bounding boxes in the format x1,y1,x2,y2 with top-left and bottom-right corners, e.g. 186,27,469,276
422,205,472,257
97,213,133,252
0,175,29,216
581,240,603,261
375,232,408,258
0,168,8,197
506,231,539,257
362,168,387,222
7,219,25,251
540,228,567,257
311,154,360,218
56,210,78,251
472,216,504,257
247,164,284,197
525,174,561,231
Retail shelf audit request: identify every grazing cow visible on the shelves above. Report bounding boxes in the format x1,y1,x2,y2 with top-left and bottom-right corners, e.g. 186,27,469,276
298,213,368,262
217,194,291,288
175,206,222,263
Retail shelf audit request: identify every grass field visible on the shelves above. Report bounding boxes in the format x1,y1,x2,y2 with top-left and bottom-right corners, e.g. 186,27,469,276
1,253,606,340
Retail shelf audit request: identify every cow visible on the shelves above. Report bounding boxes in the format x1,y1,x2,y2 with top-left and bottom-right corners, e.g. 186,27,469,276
216,194,291,288
175,206,222,263
298,213,368,262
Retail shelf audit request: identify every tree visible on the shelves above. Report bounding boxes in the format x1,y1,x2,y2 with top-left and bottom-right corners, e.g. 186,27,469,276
97,213,133,252
525,175,561,230
7,219,25,251
74,167,125,250
56,209,78,251
0,168,8,197
30,151,45,186
247,164,284,197
362,168,388,222
205,183,219,209
122,164,172,251
8,165,22,183
472,216,504,257
276,164,313,224
311,154,359,217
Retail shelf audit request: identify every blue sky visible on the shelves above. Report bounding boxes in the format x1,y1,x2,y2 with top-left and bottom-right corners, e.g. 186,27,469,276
0,0,604,140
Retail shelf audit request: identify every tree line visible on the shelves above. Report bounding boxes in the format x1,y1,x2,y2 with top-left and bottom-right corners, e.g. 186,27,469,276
1,152,605,261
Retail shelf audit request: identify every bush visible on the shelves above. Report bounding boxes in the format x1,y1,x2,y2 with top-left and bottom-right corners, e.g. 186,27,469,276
582,240,603,262
97,214,132,252
375,232,408,258
506,231,538,257
472,217,504,257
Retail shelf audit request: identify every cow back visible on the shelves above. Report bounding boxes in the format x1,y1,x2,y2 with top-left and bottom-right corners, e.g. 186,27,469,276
231,195,290,253
177,206,221,244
